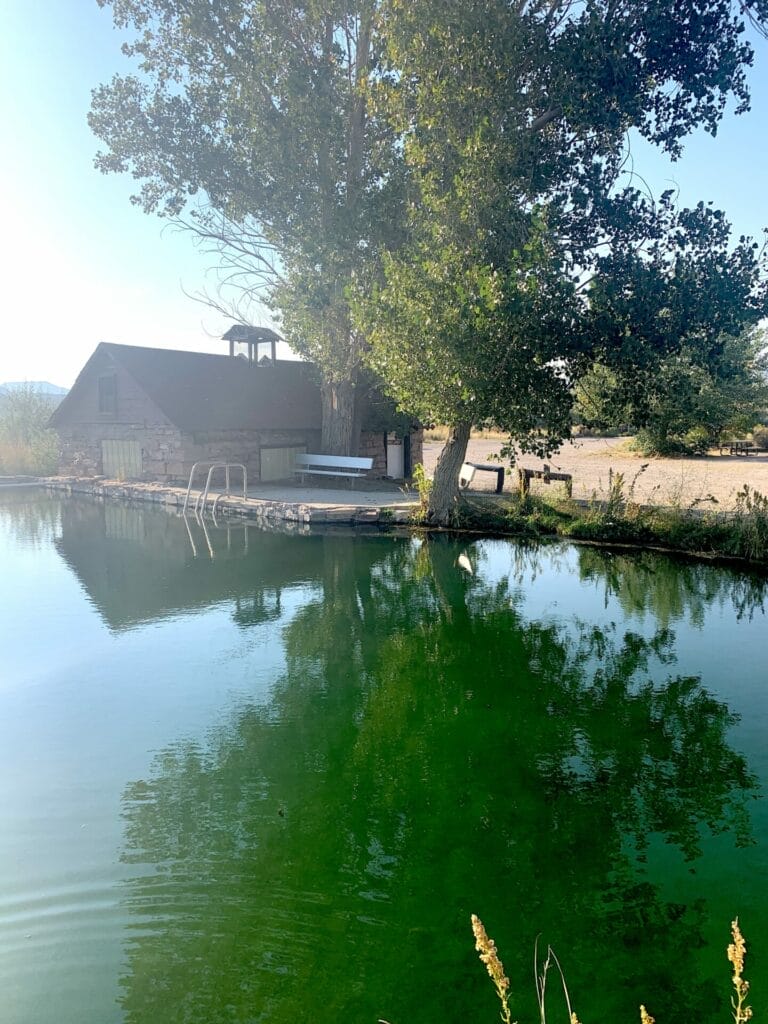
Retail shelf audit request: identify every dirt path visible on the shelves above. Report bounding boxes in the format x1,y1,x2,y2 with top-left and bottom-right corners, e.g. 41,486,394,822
422,436,768,510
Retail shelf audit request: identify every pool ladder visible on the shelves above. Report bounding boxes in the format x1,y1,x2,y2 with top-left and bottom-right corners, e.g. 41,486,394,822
182,461,248,517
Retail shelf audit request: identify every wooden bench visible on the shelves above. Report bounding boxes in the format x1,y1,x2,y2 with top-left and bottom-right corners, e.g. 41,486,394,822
294,453,374,487
459,461,506,493
517,465,573,498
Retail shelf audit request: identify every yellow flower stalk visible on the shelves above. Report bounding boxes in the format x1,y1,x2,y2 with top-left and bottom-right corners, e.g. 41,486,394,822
727,918,753,1024
471,914,514,1024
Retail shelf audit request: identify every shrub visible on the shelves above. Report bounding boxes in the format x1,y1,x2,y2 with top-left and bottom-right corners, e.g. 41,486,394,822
0,434,58,475
0,385,60,475
682,425,713,454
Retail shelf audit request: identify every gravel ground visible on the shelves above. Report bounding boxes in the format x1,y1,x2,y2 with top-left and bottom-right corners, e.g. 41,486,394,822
423,436,768,510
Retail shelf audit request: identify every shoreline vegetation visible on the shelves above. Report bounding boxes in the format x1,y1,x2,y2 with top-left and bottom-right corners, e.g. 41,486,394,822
433,484,768,569
0,384,59,477
409,459,768,568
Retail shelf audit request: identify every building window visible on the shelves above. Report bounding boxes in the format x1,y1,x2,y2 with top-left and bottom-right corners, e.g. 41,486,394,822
98,374,117,415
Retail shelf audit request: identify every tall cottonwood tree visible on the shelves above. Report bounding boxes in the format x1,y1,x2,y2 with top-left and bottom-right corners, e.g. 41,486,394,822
89,0,403,454
358,0,768,523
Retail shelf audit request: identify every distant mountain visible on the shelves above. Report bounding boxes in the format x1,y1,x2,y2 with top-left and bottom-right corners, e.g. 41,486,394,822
0,381,69,397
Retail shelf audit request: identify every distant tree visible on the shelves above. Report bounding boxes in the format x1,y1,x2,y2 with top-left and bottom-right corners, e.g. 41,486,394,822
0,384,58,446
0,384,59,474
356,0,768,523
89,0,404,454
575,328,768,454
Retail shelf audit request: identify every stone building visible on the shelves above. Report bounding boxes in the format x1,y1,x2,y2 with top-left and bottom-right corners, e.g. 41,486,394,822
49,342,421,484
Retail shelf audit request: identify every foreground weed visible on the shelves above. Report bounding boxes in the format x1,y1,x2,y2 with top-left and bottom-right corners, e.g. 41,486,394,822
472,914,513,1024
535,939,578,1024
728,918,752,1024
470,917,751,1024
411,462,432,523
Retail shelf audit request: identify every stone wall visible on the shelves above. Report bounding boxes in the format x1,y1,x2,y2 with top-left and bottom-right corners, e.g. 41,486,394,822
43,476,416,526
359,431,387,477
56,424,407,485
358,428,424,480
55,358,184,480
181,428,322,485
56,428,102,477
58,359,170,428
56,423,187,480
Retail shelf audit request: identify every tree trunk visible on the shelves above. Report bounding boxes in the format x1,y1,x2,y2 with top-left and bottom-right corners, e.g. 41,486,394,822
428,421,472,526
321,380,357,455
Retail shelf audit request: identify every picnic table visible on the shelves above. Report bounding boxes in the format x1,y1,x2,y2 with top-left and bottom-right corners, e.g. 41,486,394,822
722,440,761,456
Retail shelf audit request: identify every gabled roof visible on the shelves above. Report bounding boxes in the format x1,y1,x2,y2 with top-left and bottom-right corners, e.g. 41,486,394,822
50,343,322,432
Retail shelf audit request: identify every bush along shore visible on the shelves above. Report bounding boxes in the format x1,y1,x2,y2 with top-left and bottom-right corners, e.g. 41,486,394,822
418,478,768,569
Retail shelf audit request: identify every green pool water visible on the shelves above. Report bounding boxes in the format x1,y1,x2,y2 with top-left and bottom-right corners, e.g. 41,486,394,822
0,493,766,1024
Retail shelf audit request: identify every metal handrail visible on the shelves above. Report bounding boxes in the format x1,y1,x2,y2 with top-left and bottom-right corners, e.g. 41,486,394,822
182,461,248,515
198,462,247,515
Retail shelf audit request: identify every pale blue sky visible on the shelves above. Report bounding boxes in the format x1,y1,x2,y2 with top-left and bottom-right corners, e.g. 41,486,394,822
1,1,767,388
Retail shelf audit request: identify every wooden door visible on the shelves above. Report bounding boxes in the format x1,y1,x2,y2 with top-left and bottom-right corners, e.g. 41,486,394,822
102,439,142,480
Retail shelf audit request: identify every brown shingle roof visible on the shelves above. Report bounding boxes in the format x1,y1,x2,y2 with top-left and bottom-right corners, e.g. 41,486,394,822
52,343,322,432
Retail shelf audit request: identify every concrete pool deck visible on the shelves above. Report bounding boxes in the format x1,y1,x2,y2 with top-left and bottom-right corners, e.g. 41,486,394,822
39,475,421,526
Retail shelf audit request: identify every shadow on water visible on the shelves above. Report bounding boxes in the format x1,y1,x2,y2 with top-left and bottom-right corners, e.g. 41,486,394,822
106,530,759,1024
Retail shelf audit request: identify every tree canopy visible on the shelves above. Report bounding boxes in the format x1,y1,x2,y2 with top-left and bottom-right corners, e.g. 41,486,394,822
91,0,768,498
90,0,404,452
356,0,768,520
575,328,768,454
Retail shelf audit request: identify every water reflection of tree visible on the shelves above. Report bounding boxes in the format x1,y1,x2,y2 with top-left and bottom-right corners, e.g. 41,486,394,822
578,546,768,626
118,536,757,1024
0,491,61,549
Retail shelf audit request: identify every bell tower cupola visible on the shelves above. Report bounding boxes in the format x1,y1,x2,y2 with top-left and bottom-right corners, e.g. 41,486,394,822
222,325,281,365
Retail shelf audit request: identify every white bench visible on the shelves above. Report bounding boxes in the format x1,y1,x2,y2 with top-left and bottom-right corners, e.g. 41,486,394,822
459,461,505,493
294,453,374,488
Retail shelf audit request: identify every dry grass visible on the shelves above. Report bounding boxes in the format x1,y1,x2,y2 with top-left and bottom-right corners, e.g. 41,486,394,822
424,426,510,442
423,436,768,511
728,918,753,1024
0,438,58,476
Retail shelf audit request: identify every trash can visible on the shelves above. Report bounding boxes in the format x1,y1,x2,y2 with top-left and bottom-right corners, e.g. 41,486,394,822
386,433,404,478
